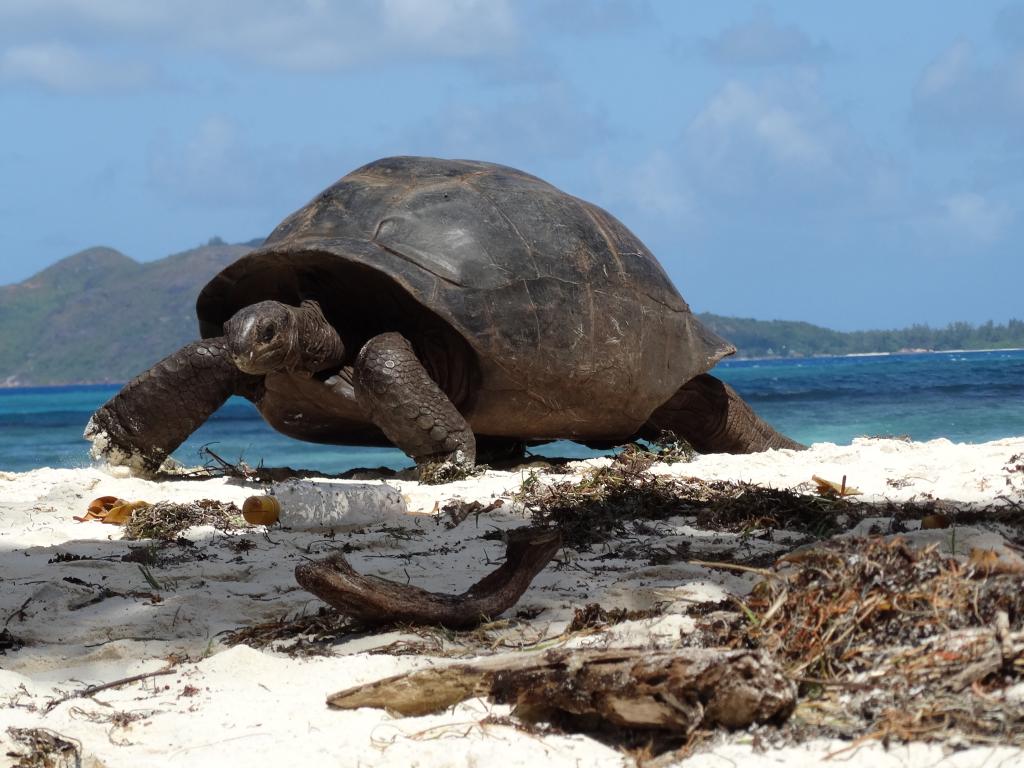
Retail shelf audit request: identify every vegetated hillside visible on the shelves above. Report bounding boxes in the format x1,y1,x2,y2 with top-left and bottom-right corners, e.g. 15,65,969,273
0,242,254,386
699,313,1024,358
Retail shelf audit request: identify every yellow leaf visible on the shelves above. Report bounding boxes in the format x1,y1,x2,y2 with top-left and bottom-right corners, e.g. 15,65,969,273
811,475,861,497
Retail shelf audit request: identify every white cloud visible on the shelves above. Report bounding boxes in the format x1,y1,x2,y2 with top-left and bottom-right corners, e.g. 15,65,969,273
940,192,1011,242
687,79,836,196
0,0,521,79
595,150,696,229
917,39,972,98
528,0,654,36
0,0,164,30
588,75,894,242
911,39,1024,144
404,84,611,164
609,75,907,236
0,42,150,90
381,0,517,54
701,7,829,69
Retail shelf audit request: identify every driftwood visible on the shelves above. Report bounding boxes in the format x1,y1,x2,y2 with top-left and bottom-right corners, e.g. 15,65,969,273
881,618,1022,692
295,527,560,628
327,647,796,734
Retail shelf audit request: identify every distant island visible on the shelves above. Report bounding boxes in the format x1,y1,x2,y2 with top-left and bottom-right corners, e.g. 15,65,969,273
698,314,1024,359
1,241,1021,387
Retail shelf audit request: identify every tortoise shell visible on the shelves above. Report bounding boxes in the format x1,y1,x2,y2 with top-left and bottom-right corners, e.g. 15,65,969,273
196,156,732,441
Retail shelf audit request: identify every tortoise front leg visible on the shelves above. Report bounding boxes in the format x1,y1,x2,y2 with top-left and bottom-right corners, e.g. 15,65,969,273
85,338,259,474
643,373,803,454
354,333,476,473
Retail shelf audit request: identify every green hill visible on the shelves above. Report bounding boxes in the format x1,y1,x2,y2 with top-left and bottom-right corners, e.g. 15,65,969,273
0,243,252,386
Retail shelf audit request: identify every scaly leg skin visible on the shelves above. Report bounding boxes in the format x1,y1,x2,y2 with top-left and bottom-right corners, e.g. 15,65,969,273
643,373,804,454
85,338,255,475
354,332,476,477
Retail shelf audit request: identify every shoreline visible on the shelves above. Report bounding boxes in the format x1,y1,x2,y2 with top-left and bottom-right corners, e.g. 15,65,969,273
3,346,1024,389
728,345,1024,362
2,436,1023,766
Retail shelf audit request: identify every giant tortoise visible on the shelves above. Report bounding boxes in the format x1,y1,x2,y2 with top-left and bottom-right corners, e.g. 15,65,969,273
86,156,800,476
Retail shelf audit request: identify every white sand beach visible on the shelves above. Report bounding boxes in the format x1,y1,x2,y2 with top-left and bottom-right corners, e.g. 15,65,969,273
1,437,1023,767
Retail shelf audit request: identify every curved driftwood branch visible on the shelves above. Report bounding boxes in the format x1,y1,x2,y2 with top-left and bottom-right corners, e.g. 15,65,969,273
295,527,561,628
327,647,796,733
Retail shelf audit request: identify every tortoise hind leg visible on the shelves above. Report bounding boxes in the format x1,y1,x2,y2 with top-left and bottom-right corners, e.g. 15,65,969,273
642,373,803,453
354,333,476,475
85,338,260,474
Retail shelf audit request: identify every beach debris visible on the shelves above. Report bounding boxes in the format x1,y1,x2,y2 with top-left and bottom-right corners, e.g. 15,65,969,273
416,457,488,485
179,445,332,483
919,512,951,528
518,460,858,550
968,546,1024,575
295,527,561,628
6,727,81,767
221,607,361,657
606,436,696,474
326,647,795,736
517,460,702,548
122,499,242,540
76,495,150,524
684,535,1024,748
77,495,243,539
649,430,697,464
241,480,407,531
748,537,1024,673
43,664,179,713
437,498,505,529
810,474,860,497
567,602,664,632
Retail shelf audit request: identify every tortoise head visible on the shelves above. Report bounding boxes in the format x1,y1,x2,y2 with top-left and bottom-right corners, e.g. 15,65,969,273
224,299,345,376
224,300,300,375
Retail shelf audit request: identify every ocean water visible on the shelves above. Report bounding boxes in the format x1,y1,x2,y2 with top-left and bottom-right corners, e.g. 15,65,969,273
1,349,1022,474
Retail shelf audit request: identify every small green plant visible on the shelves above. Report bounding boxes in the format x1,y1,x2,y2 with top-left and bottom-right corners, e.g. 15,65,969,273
650,430,696,464
417,459,488,485
137,564,163,591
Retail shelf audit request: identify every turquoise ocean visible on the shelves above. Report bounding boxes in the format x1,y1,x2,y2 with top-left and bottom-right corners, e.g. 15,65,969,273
2,349,1022,474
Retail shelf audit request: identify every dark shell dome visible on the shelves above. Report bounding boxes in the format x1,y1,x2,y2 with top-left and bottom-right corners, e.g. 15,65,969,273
197,156,732,440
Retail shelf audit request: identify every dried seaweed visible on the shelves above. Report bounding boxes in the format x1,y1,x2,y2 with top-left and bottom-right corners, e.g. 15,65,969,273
514,458,1024,751
688,536,1024,749
123,499,243,541
6,727,80,768
220,607,363,657
745,538,1024,674
417,459,489,485
567,602,665,632
517,460,858,550
517,461,694,548
518,457,1024,552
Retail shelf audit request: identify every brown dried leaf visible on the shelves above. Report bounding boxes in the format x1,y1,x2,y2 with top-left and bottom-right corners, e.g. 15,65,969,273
968,547,1024,576
76,496,151,524
811,475,861,497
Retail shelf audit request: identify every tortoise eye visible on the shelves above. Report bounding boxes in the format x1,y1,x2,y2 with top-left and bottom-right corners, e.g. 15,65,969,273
261,324,276,342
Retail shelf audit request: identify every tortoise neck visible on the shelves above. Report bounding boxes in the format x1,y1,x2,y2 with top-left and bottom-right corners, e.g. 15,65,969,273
293,300,345,373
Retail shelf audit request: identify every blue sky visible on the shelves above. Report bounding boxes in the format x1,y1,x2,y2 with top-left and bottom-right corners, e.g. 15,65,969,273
1,1,1021,330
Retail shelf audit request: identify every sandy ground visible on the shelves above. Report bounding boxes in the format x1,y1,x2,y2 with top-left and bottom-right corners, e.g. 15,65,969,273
1,437,1023,767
